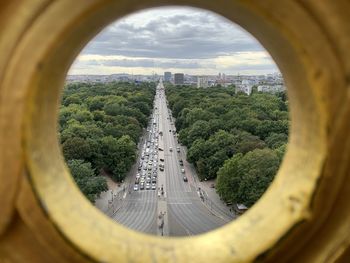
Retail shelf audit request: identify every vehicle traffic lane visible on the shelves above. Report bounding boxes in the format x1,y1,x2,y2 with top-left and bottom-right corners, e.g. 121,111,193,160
112,178,157,234
158,87,228,235
111,90,163,235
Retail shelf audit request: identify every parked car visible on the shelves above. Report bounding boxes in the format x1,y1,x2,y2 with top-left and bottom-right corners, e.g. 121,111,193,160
179,159,183,166
181,168,185,173
183,176,188,182
169,147,173,152
176,147,180,152
133,184,139,191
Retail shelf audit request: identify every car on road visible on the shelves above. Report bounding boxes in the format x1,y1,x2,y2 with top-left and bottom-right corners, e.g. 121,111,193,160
176,147,180,152
183,176,188,182
181,168,185,173
169,147,173,152
179,159,183,166
133,184,139,191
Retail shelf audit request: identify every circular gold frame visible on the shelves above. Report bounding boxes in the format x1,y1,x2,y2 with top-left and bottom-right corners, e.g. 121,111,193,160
1,0,350,262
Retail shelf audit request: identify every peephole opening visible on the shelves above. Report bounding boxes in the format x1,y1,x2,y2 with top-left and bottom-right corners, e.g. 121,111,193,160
60,6,289,237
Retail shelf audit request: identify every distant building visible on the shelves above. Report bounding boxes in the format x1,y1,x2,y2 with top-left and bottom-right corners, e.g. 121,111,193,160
257,85,285,93
236,79,254,95
164,72,172,82
197,76,209,88
174,73,184,85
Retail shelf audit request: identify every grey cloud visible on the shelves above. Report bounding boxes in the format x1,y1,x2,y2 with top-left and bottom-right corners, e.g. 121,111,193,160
82,9,264,59
225,63,278,71
98,58,203,69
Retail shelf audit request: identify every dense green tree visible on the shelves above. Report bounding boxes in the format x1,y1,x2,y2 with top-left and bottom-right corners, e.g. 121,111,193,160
86,96,106,111
186,120,211,146
233,130,266,154
60,81,156,201
185,108,215,126
60,120,90,142
67,159,108,202
265,132,288,149
187,139,210,164
100,135,136,181
166,84,289,206
63,94,82,106
62,137,91,160
215,153,242,203
216,148,280,207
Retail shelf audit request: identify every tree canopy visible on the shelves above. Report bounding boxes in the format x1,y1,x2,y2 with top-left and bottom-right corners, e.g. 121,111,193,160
166,84,289,207
60,81,156,202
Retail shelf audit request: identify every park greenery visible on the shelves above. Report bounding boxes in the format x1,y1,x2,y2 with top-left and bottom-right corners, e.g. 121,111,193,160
59,82,156,202
165,85,289,207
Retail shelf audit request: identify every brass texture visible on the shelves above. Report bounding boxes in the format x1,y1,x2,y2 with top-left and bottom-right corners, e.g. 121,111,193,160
0,0,349,262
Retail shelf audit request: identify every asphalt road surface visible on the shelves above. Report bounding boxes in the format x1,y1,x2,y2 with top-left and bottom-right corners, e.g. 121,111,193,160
108,80,231,236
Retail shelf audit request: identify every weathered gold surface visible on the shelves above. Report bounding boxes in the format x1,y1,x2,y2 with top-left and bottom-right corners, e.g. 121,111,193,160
0,0,350,262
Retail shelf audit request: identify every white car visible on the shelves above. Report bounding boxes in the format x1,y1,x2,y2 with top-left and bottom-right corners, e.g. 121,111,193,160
133,184,139,191
181,168,185,173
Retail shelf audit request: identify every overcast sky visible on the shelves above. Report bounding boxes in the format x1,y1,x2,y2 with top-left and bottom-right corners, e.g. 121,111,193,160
68,7,279,75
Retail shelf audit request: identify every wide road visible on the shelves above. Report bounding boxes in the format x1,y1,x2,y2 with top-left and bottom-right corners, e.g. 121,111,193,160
157,81,228,236
107,80,231,236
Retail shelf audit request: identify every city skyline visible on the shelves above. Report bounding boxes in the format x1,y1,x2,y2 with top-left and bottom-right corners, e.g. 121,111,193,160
68,7,279,76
